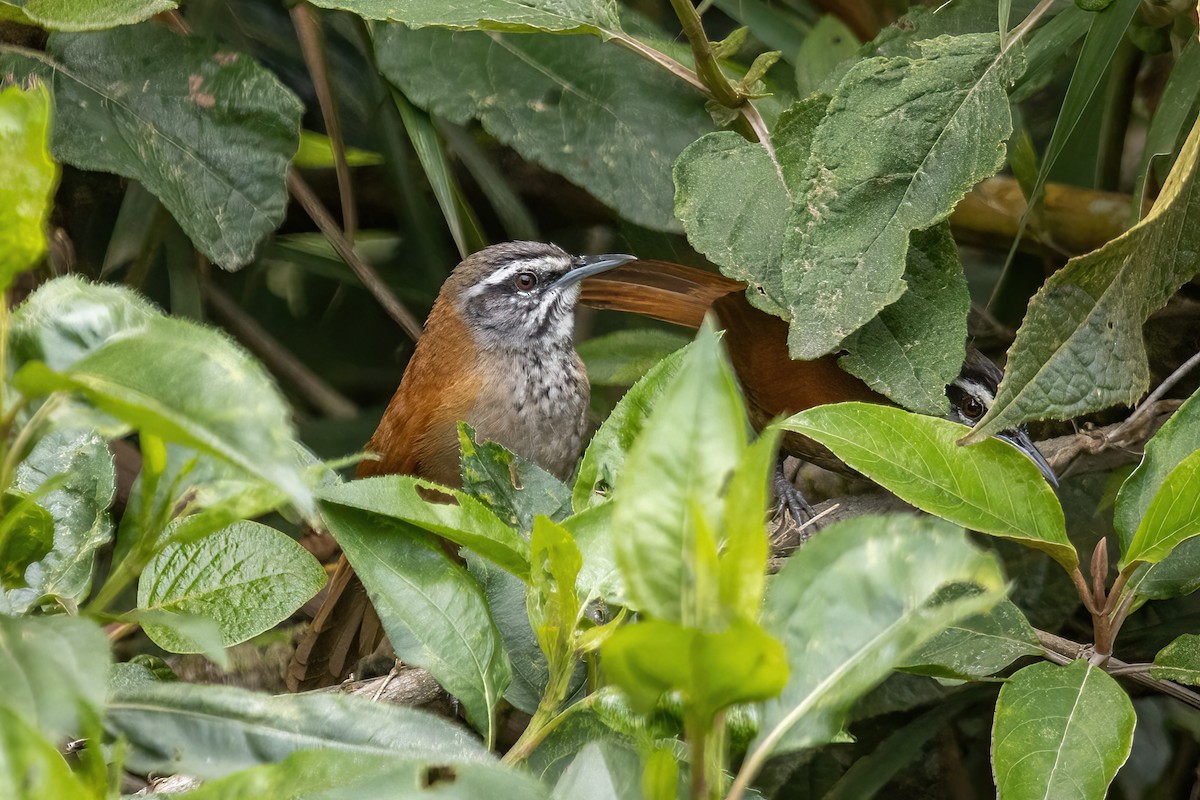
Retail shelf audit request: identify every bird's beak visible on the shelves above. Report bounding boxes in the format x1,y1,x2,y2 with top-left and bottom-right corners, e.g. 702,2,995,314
995,428,1058,488
560,253,637,287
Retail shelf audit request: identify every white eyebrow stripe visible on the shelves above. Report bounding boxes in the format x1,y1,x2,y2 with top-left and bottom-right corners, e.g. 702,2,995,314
954,379,995,408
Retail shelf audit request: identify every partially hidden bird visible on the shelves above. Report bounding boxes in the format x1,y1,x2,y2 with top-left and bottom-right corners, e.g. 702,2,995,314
579,259,1057,491
288,241,634,691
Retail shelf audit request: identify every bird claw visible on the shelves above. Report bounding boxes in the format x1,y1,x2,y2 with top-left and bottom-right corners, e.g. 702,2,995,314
773,459,815,528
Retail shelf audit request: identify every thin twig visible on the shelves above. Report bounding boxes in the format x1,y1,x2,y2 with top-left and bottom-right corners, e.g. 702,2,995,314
202,281,358,419
1038,629,1200,710
288,170,424,342
1127,348,1200,429
1004,0,1058,53
291,2,358,241
609,33,708,94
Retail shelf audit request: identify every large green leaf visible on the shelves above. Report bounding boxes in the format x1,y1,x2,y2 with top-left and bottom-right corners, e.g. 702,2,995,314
1122,449,1200,567
0,24,301,269
1114,388,1200,549
745,515,1004,766
309,0,620,35
105,682,489,779
318,475,529,579
165,749,551,800
5,427,114,613
611,323,747,623
782,34,1022,359
551,741,643,800
573,344,689,512
375,24,713,232
0,615,109,742
319,501,510,746
459,423,572,533
1150,633,1200,686
783,403,1075,568
0,707,95,800
13,301,313,515
3,0,175,30
137,521,325,651
902,596,1041,679
0,83,57,292
992,660,1135,800
967,116,1200,442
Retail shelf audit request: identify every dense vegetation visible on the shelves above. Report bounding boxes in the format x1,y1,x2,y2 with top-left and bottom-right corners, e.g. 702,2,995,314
0,0,1199,797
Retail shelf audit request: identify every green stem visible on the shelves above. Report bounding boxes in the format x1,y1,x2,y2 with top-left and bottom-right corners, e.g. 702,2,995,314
502,685,601,766
667,0,742,108
0,393,64,492
685,712,717,800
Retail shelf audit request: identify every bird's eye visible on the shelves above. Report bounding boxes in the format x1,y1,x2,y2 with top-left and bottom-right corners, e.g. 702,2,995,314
961,395,985,421
514,272,538,291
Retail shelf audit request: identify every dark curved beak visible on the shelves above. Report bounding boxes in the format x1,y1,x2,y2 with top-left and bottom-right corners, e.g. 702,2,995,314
559,253,637,287
995,428,1058,488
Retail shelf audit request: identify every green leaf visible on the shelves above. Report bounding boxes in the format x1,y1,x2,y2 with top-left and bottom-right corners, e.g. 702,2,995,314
105,681,490,779
0,615,109,742
967,105,1200,442
0,706,94,800
783,403,1075,569
137,521,325,651
1122,449,1200,567
718,428,777,620
14,302,312,514
528,517,582,672
0,83,57,292
603,617,788,724
836,223,969,415
562,501,623,605
794,15,859,96
0,24,302,269
318,501,510,746
167,749,551,800
748,515,1004,763
1114,388,1200,549
0,491,55,589
573,343,690,512
1150,633,1200,686
782,34,1022,359
576,330,690,388
310,0,621,35
375,24,714,232
552,741,643,800
10,274,158,372
4,427,114,612
902,596,1041,679
459,423,572,533
611,323,747,622
294,130,384,168
992,660,1135,800
318,475,529,579
1132,37,1200,216
3,0,175,30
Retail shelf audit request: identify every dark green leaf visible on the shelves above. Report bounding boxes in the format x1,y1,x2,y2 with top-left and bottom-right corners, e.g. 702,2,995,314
137,521,325,651
0,83,57,292
459,423,572,532
611,323,747,621
1132,37,1200,215
5,427,114,612
376,24,714,232
0,24,302,269
783,403,1075,568
106,681,489,779
309,0,621,35
1151,633,1200,686
782,34,1021,359
318,475,529,578
573,343,690,512
576,330,690,388
0,615,109,741
968,117,1200,442
319,502,510,746
749,515,1004,762
992,660,1134,799
794,15,858,96
14,307,314,515
903,597,1041,679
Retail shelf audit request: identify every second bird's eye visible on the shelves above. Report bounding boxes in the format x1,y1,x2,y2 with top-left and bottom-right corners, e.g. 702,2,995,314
961,395,985,421
514,272,538,291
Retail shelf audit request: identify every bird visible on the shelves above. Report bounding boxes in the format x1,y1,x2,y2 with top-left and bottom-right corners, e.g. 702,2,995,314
579,259,1058,497
288,241,634,691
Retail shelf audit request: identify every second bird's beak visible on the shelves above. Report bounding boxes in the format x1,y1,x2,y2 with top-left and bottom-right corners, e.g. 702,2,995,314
560,253,637,287
995,428,1059,488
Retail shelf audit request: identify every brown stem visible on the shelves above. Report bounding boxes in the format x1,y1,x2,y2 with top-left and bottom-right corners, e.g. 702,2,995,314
1038,629,1200,710
1069,567,1100,616
667,0,742,108
287,170,424,342
291,2,357,241
1103,562,1139,616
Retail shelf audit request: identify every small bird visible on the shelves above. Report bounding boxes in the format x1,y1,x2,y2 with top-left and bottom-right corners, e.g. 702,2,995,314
580,259,1058,495
288,241,634,691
